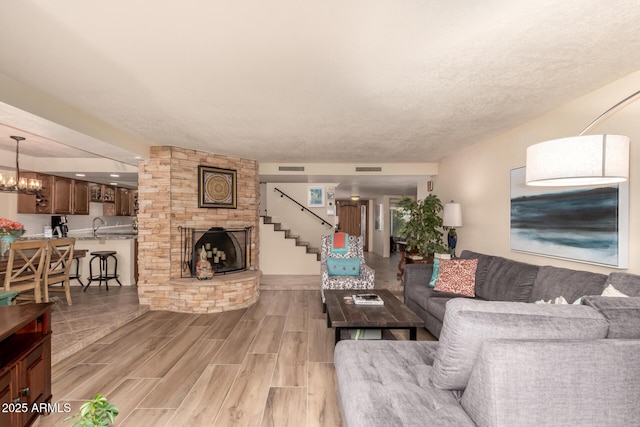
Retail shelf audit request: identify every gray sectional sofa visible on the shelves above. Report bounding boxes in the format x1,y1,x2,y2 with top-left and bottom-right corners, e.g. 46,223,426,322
404,250,632,338
333,251,640,427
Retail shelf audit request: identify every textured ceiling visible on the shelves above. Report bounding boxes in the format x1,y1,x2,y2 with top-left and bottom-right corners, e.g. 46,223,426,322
1,1,640,194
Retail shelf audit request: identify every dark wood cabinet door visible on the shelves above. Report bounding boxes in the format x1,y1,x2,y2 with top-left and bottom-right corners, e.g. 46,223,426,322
52,176,72,214
72,180,90,215
0,368,19,427
115,188,131,216
20,342,49,427
0,305,51,427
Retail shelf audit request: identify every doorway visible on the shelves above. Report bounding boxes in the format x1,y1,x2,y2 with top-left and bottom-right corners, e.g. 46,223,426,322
336,200,369,252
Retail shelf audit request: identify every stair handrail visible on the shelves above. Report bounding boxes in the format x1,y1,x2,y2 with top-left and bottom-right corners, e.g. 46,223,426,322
273,187,334,228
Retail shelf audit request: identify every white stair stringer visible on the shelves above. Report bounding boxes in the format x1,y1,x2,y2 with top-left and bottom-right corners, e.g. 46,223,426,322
259,217,321,275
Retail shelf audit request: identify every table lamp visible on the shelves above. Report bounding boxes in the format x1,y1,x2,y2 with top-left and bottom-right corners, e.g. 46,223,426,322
443,202,462,257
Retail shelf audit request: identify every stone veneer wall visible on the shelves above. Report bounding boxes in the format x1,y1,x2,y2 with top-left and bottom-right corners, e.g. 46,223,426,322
136,146,260,311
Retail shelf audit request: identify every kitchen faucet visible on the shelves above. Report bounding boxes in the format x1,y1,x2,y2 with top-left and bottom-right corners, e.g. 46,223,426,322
92,217,106,236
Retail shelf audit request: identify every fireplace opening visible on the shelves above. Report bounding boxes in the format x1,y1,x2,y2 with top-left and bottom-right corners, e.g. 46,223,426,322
179,226,252,277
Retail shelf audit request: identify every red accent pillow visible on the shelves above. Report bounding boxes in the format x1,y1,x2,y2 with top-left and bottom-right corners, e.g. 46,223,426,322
434,259,478,297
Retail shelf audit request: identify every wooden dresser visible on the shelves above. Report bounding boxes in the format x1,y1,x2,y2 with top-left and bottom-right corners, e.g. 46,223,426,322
0,304,52,427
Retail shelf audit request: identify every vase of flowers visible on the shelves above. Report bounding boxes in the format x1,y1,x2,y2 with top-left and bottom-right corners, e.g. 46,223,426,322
0,218,25,257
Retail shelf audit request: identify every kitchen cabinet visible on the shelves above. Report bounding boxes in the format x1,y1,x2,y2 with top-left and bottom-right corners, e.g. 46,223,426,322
17,176,134,216
52,176,72,214
18,172,53,214
131,190,139,216
52,178,89,215
36,175,53,215
16,173,37,214
90,183,102,202
72,180,90,215
0,304,52,427
116,189,138,216
17,174,52,215
18,175,89,215
102,185,116,216
103,185,115,203
115,188,131,216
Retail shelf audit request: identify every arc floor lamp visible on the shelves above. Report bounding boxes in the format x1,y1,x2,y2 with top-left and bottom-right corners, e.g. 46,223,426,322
526,90,640,187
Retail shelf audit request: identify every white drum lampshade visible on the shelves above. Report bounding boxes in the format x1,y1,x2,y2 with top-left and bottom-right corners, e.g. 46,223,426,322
526,134,629,187
443,203,462,228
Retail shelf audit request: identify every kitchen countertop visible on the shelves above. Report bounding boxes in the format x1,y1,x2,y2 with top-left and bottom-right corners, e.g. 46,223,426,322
71,233,138,240
20,233,138,241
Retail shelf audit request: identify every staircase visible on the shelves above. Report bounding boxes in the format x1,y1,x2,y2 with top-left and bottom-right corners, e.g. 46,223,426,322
259,216,321,275
261,216,321,260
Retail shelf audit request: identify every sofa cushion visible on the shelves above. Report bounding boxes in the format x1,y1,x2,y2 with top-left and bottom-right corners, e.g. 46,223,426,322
327,257,361,276
601,284,629,297
426,297,453,323
582,296,640,338
473,256,538,302
459,250,492,290
405,280,437,311
530,266,607,304
430,298,609,390
334,340,475,427
435,259,478,297
461,339,640,427
607,272,640,297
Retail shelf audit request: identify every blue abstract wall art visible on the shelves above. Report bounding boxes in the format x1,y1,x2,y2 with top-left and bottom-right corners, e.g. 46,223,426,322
510,167,628,268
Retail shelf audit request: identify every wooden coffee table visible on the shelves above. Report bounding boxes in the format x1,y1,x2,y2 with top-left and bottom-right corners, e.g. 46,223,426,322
324,289,425,344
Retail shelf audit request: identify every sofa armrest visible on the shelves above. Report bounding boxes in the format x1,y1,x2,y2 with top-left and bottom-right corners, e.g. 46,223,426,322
403,263,433,288
581,296,640,338
461,339,640,427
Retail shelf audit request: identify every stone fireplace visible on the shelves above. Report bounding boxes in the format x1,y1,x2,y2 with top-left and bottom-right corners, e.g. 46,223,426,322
183,227,252,276
136,146,261,313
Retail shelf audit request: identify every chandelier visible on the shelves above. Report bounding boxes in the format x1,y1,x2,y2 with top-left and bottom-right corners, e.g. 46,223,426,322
0,136,42,194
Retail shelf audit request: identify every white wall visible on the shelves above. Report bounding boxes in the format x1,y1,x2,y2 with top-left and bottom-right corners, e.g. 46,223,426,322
372,195,397,258
435,70,640,275
74,238,137,286
371,196,385,257
0,167,18,220
259,182,267,216
0,192,17,220
265,182,337,250
259,217,320,274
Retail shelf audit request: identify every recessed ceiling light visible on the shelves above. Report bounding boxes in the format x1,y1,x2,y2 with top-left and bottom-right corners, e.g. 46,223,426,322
110,182,118,186
110,174,120,178
75,173,86,177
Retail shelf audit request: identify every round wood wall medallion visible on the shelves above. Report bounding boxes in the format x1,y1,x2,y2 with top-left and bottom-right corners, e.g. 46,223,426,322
205,174,232,203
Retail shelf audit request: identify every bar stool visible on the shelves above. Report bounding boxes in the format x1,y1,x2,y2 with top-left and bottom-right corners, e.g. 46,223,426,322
85,251,122,291
68,258,84,287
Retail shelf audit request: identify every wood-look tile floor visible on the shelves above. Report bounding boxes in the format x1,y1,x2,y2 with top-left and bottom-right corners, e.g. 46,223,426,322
36,252,434,426
49,285,148,365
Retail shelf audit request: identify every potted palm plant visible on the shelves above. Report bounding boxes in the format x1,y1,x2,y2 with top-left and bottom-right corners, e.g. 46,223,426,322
397,195,446,259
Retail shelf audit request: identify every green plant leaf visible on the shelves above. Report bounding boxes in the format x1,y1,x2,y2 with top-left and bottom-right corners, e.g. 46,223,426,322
67,394,119,427
397,194,446,256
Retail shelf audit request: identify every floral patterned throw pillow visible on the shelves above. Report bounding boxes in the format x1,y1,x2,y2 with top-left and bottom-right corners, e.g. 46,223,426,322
434,259,478,297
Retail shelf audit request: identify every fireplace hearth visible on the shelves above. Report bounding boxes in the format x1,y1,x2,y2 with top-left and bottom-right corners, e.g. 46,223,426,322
180,226,253,277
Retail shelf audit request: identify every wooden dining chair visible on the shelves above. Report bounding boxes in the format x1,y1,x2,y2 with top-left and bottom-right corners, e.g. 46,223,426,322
43,237,76,305
3,239,48,303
